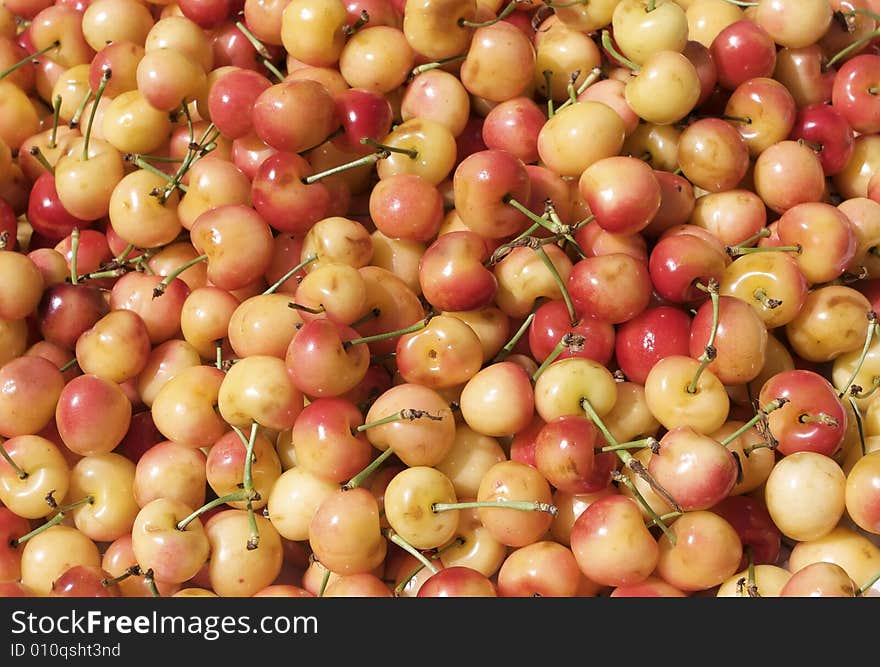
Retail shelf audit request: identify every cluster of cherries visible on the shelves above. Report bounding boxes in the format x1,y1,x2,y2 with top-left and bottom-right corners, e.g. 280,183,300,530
1,0,880,598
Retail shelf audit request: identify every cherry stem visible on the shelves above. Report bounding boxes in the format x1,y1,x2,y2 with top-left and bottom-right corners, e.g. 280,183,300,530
601,30,640,72
0,443,27,479
431,500,558,516
69,89,92,129
126,154,188,191
101,565,141,588
492,310,536,363
582,395,684,514
115,244,135,264
76,267,127,281
610,470,677,545
317,565,331,597
0,40,59,80
0,232,7,250
49,94,62,149
837,311,879,398
263,255,317,294
12,495,94,547
59,357,78,373
82,69,111,161
234,21,284,81
176,491,249,531
355,408,442,433
394,537,463,596
143,568,161,597
460,0,520,27
503,197,559,236
727,244,801,257
600,436,658,453
532,332,585,382
850,396,868,457
857,568,880,596
156,123,219,203
302,152,383,185
730,227,771,250
216,340,224,371
288,302,325,315
544,0,588,7
686,280,719,395
721,398,789,447
351,307,381,328
646,0,656,10
798,412,839,426
647,511,682,529
745,546,760,597
126,153,184,164
410,53,466,78
152,253,208,298
232,422,260,496
753,287,782,309
343,446,396,490
824,20,880,71
344,313,433,348
69,227,80,286
27,145,54,176
719,114,752,125
246,499,259,550
361,136,419,159
343,9,370,36
383,528,439,574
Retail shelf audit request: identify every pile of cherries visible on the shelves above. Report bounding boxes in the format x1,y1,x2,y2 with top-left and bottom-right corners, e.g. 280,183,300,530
1,0,880,598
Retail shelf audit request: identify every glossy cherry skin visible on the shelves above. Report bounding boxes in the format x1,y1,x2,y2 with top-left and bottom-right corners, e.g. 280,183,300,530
614,305,692,385
789,102,855,176
759,369,848,457
711,495,782,569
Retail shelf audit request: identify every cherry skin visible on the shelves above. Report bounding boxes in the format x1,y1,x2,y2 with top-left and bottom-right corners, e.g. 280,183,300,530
759,369,847,457
527,299,616,368
615,305,692,385
789,102,855,176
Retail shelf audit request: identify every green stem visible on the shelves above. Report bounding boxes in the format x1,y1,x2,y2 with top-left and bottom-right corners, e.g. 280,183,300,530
824,24,880,72
611,470,677,545
68,89,92,129
383,528,439,574
432,500,557,515
101,566,141,588
857,568,880,596
601,30,640,72
687,281,719,395
246,499,259,550
59,358,78,373
49,94,62,149
343,447,396,490
535,244,576,324
410,53,466,78
125,154,187,190
176,491,249,531
730,227,771,249
600,437,657,453
263,255,317,294
0,40,59,80
837,313,879,398
216,340,224,371
393,537,464,596
0,443,27,479
234,21,284,81
152,254,208,298
302,152,382,185
727,244,801,257
344,314,432,348
143,568,161,597
82,69,111,161
492,310,536,363
12,512,65,546
69,227,80,286
360,137,419,159
532,333,585,383
582,396,683,514
555,67,602,114
355,408,442,433
317,566,331,597
753,287,783,310
851,396,867,458
720,398,788,447
459,0,519,27
27,146,54,175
